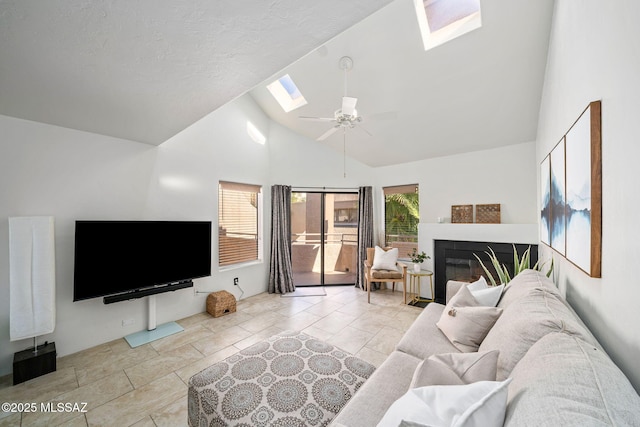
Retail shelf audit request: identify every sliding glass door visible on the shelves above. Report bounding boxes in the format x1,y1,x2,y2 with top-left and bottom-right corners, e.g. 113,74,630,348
291,192,358,286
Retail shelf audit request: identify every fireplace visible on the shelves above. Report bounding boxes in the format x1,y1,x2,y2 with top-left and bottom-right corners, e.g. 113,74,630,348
433,240,538,304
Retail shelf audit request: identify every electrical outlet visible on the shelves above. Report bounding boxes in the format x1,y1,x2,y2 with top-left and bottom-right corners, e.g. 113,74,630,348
234,277,239,286
122,319,135,327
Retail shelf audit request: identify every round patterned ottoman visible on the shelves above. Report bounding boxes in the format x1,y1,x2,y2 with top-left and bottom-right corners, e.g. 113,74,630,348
188,331,376,426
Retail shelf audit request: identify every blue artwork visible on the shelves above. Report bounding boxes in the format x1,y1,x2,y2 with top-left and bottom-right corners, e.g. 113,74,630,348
565,108,592,273
540,156,551,245
550,139,565,255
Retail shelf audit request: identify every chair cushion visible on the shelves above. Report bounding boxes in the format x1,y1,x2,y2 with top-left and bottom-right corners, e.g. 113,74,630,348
371,268,402,279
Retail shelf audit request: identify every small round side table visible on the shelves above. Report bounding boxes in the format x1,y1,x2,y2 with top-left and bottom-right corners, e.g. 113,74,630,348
407,269,434,305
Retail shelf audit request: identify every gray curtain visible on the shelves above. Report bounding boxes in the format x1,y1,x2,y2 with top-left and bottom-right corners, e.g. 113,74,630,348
269,185,295,294
356,186,374,290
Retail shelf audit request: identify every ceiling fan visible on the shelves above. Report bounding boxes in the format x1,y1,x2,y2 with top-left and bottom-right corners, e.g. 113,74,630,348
299,56,372,141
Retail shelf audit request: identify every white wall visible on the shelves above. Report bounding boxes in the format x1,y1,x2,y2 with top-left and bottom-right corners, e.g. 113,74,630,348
536,0,640,391
372,142,538,246
0,93,374,377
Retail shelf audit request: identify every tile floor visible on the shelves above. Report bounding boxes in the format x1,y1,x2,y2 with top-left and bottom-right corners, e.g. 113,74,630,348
0,285,422,427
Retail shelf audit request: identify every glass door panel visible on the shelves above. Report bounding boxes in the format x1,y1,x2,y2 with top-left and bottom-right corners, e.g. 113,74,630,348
291,192,358,286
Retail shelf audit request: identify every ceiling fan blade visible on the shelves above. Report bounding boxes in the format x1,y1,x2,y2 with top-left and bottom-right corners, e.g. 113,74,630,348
299,116,335,122
355,124,373,137
342,97,358,116
317,126,339,141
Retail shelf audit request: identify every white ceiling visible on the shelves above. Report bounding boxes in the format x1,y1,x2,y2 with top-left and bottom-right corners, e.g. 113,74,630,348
0,0,394,145
0,0,555,167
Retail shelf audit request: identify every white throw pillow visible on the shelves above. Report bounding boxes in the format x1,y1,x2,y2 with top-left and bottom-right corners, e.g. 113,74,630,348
466,276,489,292
377,379,512,427
465,276,504,307
410,350,500,388
372,246,399,270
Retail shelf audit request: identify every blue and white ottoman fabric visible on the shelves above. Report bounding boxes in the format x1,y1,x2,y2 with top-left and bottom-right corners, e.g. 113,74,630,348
188,330,375,427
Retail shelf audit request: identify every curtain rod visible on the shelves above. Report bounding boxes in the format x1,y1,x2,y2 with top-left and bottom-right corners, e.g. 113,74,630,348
292,186,359,191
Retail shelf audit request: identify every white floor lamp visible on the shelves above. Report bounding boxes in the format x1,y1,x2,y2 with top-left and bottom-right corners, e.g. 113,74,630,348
9,216,57,384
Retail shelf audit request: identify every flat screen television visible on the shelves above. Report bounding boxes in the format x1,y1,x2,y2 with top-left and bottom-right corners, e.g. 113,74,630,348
73,220,212,302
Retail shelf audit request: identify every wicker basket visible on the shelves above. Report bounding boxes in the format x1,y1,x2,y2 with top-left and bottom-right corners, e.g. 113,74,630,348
206,291,237,318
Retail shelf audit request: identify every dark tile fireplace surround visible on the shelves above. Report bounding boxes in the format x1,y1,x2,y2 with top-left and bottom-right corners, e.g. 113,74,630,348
433,240,538,304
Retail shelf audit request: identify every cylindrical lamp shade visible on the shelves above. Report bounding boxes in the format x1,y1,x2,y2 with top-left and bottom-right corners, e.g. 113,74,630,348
9,216,56,341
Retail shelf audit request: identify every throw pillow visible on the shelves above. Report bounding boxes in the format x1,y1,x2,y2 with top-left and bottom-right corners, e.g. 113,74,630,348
377,379,512,427
469,284,505,307
410,350,500,388
466,276,489,292
437,305,503,352
372,246,399,270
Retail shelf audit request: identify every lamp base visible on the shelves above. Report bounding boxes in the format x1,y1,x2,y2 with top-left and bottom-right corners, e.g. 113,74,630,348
13,342,56,385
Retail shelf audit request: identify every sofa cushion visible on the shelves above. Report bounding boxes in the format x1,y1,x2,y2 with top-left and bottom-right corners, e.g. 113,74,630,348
479,286,595,380
331,351,420,427
378,379,512,427
505,332,640,426
410,350,499,388
395,303,461,359
497,269,561,308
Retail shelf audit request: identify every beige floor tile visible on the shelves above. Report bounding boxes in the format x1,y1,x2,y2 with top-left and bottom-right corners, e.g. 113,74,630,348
57,414,88,427
365,326,405,356
312,311,358,334
191,325,252,355
85,373,186,427
174,346,240,385
276,298,315,316
301,325,335,341
304,300,344,317
150,324,214,353
355,347,390,368
0,412,21,426
200,311,254,333
176,312,211,329
130,416,157,427
22,371,132,426
349,311,397,335
277,310,322,332
75,344,159,387
328,326,375,355
125,344,203,388
0,367,78,405
150,395,188,427
237,311,287,333
233,326,285,350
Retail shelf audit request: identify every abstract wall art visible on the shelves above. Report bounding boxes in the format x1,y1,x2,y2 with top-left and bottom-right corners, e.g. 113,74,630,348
540,101,601,277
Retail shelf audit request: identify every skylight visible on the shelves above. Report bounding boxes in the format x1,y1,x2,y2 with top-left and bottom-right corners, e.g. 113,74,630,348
414,0,482,51
267,74,308,113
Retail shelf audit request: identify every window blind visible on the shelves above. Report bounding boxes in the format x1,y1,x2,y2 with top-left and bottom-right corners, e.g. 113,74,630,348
219,181,261,266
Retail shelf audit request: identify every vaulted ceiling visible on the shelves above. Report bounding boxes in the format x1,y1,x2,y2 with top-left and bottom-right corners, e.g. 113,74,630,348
0,0,555,167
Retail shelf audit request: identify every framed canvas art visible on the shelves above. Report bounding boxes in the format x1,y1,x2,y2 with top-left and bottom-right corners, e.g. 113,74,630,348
540,155,551,245
564,101,602,277
550,138,566,256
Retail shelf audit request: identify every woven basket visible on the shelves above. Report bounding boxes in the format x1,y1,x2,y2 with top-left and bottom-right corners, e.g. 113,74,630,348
206,291,237,318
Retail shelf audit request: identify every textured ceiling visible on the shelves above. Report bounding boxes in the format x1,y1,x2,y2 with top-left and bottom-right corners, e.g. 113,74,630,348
250,0,555,166
0,0,555,167
0,0,395,145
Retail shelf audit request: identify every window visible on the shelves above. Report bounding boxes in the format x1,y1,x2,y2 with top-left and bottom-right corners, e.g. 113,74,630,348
218,181,262,267
384,184,419,256
267,74,308,112
414,0,482,51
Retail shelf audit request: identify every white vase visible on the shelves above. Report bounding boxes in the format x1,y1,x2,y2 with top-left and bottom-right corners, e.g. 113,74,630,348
413,263,421,273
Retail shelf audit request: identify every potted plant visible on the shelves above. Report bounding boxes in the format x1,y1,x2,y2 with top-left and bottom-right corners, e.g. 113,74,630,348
408,248,430,272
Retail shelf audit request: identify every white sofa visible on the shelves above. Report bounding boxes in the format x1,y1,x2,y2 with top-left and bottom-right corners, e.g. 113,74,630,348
332,269,640,426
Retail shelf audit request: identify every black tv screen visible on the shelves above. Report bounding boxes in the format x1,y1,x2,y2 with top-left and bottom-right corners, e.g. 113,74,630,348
73,221,212,302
